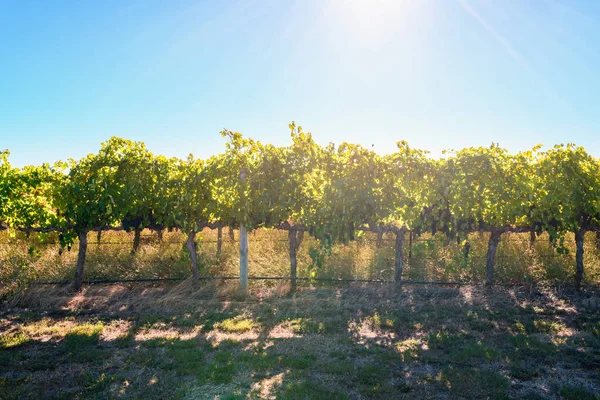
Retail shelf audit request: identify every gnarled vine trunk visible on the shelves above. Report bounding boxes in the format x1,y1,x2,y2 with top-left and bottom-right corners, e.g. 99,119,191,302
216,226,223,259
394,231,405,282
131,228,141,256
157,228,163,242
485,230,503,286
575,229,585,288
288,230,298,293
72,231,88,290
463,240,471,261
186,231,199,285
97,230,102,247
296,230,304,249
376,230,383,248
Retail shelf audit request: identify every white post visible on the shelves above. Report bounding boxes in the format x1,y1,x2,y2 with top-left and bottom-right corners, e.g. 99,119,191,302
239,168,248,292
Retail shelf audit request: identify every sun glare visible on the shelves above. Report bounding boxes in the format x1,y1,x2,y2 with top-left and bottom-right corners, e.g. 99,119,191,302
324,0,422,48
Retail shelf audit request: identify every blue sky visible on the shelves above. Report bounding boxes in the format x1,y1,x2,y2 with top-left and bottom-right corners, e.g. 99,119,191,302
1,0,599,166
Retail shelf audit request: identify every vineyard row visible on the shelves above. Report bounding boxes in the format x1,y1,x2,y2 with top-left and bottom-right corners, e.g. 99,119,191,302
2,124,600,290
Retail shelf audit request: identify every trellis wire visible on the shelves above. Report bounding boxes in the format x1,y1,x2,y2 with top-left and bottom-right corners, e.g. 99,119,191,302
31,276,594,289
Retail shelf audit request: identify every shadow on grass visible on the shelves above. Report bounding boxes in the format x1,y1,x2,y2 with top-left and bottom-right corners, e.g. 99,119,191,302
1,283,600,399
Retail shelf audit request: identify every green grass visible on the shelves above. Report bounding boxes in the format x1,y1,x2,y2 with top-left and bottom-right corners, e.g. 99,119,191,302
279,353,317,369
448,340,502,365
279,380,349,400
509,334,556,357
319,361,355,375
200,361,237,384
438,366,509,399
426,331,467,349
532,319,565,334
560,385,600,400
354,363,408,396
584,319,600,337
287,318,327,334
368,312,396,329
508,363,540,381
62,321,104,350
0,332,30,349
514,319,566,335
215,317,259,333
167,341,205,374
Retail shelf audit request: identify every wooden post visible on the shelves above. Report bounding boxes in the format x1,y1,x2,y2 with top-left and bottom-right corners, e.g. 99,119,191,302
97,230,102,247
185,231,199,285
289,229,298,293
485,230,503,286
394,230,405,282
216,226,223,259
72,231,88,290
240,224,249,292
239,168,249,293
575,229,585,288
408,231,413,259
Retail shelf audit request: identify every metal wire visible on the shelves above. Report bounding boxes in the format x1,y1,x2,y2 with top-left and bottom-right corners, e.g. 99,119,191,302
31,276,592,288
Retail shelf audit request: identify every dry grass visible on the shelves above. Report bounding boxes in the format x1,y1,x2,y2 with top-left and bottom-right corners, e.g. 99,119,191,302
1,229,600,300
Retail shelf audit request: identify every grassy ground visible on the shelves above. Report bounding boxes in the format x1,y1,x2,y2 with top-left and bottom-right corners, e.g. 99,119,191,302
1,283,599,399
1,229,600,298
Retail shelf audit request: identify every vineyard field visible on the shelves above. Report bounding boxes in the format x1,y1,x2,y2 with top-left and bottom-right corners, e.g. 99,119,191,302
3,130,600,290
3,132,600,399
